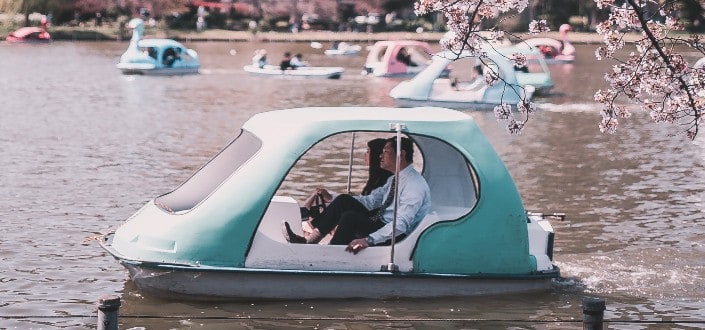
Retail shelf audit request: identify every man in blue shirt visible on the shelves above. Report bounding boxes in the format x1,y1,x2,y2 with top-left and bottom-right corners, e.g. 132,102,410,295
283,137,431,254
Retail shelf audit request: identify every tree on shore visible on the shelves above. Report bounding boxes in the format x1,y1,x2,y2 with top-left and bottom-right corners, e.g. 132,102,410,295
0,0,71,26
415,0,705,139
74,0,189,19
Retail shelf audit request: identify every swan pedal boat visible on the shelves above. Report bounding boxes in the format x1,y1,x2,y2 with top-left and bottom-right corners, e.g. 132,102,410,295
99,106,561,300
6,18,51,43
389,50,535,109
243,65,344,79
117,18,200,75
519,24,576,64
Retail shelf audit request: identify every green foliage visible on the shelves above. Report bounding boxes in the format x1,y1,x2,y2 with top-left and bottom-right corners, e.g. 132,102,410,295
50,26,114,40
382,0,414,13
205,8,227,29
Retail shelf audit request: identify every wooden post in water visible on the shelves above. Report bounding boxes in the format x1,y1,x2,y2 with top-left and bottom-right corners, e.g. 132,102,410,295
97,295,121,330
582,297,606,330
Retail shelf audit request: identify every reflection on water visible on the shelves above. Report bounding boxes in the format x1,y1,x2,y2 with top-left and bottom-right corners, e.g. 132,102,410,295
2,41,705,327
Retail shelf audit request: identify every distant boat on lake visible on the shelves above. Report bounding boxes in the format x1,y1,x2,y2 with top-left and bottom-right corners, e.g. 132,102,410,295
116,18,200,75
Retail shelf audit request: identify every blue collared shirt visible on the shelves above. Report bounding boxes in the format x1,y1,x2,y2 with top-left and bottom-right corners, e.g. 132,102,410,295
355,165,432,245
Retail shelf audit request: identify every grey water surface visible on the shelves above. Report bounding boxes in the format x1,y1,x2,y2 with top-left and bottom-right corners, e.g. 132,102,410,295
1,40,704,329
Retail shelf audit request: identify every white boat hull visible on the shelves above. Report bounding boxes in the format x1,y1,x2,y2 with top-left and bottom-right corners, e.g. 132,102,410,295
324,49,360,56
120,261,558,300
117,65,200,76
244,65,343,79
393,98,504,111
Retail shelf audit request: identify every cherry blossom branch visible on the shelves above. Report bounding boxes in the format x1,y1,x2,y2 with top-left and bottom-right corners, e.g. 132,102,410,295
417,0,705,139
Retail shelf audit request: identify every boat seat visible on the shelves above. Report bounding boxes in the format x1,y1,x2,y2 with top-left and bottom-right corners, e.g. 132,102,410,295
430,78,487,102
246,197,471,272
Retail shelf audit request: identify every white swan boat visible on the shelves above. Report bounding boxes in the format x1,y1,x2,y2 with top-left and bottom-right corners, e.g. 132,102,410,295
389,50,534,108
116,18,200,75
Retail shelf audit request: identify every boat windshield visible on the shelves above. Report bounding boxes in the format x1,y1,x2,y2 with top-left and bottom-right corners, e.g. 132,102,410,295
403,46,432,65
266,132,477,245
276,132,413,200
522,54,549,73
155,129,262,213
276,132,477,214
374,46,389,62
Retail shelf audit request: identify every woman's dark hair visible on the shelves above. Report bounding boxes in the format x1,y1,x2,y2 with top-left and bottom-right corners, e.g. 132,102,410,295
362,138,392,195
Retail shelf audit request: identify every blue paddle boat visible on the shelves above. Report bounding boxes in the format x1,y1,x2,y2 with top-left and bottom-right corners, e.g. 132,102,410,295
116,18,200,75
99,107,561,300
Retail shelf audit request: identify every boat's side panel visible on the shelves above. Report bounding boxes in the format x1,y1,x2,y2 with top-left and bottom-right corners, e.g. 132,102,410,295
413,122,534,275
138,67,200,76
125,264,555,300
244,65,343,79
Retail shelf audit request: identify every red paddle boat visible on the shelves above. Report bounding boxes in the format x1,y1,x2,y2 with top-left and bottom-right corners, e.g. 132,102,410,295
6,18,51,43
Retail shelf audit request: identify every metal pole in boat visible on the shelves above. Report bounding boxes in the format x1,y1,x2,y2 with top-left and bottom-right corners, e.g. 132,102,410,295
384,123,404,272
346,132,356,194
97,295,121,330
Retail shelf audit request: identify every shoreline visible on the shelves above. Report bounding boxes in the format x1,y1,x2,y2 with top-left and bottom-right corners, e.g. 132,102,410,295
3,25,639,44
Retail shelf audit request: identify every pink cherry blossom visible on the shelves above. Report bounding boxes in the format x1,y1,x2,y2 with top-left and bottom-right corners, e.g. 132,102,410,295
415,0,705,140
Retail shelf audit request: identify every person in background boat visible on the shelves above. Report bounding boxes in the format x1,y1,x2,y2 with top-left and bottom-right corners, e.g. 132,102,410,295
142,47,158,60
538,45,559,59
396,47,417,67
283,137,431,255
163,47,179,67
451,64,485,91
290,53,308,68
252,49,268,68
280,52,295,70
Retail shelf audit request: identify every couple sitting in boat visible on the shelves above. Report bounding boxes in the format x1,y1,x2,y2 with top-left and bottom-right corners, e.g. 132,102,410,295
283,137,432,254
280,52,308,70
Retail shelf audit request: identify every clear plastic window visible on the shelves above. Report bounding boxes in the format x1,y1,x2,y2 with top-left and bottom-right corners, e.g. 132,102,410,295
155,130,262,213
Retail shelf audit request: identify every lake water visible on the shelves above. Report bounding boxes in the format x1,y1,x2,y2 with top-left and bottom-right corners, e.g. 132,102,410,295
1,40,705,329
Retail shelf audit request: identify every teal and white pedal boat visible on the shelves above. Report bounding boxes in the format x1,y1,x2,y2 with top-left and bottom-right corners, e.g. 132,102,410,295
99,107,561,300
117,18,200,75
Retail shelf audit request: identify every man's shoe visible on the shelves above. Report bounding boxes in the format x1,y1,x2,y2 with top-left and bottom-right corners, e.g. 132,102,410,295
282,221,306,244
304,228,322,244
